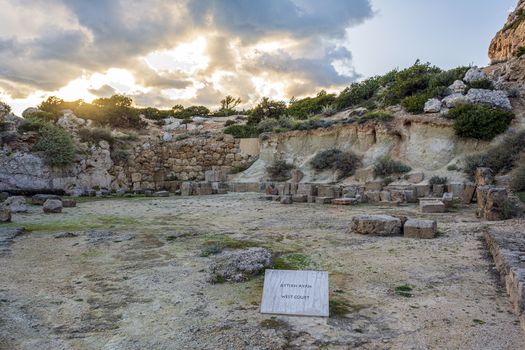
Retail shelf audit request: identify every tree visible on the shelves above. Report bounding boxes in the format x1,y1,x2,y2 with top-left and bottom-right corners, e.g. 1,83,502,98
38,96,65,117
248,97,287,124
220,96,241,110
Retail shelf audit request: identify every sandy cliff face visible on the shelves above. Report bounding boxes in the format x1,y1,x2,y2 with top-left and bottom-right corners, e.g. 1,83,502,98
489,0,525,62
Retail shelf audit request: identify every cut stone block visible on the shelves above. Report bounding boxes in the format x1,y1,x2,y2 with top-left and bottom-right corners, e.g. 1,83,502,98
296,184,317,196
463,182,476,204
414,184,431,198
292,195,308,203
380,190,391,202
442,192,453,208
364,190,381,203
331,198,357,205
315,197,334,204
420,200,446,213
350,215,402,236
365,180,384,191
404,219,437,239
181,182,194,196
390,190,406,203
475,167,494,187
447,182,464,199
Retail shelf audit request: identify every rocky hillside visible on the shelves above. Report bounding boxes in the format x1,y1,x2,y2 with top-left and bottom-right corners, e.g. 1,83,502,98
489,0,525,62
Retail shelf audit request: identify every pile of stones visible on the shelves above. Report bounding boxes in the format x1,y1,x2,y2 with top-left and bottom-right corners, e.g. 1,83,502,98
0,193,79,223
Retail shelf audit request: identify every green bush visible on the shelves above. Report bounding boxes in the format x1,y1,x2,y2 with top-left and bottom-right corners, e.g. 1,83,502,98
172,105,210,120
33,124,76,166
256,118,279,133
266,160,294,181
224,124,259,138
515,46,525,58
429,176,447,186
468,79,494,90
224,120,237,127
335,76,382,110
401,92,433,113
248,98,287,124
139,107,173,120
321,104,337,116
358,110,393,124
311,149,361,179
449,103,514,140
78,127,114,144
373,156,411,178
18,117,48,132
428,66,469,89
287,90,336,119
463,130,525,179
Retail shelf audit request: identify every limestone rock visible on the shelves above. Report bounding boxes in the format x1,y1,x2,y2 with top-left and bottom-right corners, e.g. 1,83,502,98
442,192,454,209
477,186,509,221
3,196,27,213
43,199,63,213
424,98,442,113
32,194,61,205
153,191,169,197
162,132,173,142
0,206,11,223
448,80,467,94
442,93,468,108
208,247,272,283
464,67,487,83
404,219,437,239
57,110,86,131
280,196,293,204
350,215,402,236
331,198,357,205
475,167,494,186
489,0,525,62
420,200,446,213
21,107,43,119
290,169,304,183
466,89,512,110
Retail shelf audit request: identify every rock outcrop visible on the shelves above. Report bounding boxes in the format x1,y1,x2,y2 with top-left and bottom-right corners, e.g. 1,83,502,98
489,0,525,62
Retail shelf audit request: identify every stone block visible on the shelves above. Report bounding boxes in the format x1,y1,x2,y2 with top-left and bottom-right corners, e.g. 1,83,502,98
420,200,446,213
181,182,194,196
475,167,494,187
43,199,63,214
292,195,308,203
405,172,424,184
290,169,304,183
307,195,317,203
61,198,77,208
32,194,61,206
297,184,317,196
315,197,334,204
332,198,358,205
442,192,453,208
364,190,381,203
317,185,335,198
131,173,142,182
390,190,406,203
365,180,383,191
463,182,476,204
380,190,391,202
280,196,293,204
404,219,437,239
404,190,417,203
350,215,402,236
447,182,464,199
196,183,213,196
414,184,431,198
153,191,170,197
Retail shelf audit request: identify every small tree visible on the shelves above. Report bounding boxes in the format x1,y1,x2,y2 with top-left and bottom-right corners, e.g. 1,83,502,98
220,96,242,111
248,97,287,124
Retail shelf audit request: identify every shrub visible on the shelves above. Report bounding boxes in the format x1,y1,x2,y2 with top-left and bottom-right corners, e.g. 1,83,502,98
358,110,393,124
335,76,382,110
33,124,76,166
266,160,294,181
401,92,433,113
463,130,525,179
447,164,459,171
248,98,287,124
18,117,48,132
0,101,11,113
224,124,259,138
78,127,114,144
449,103,514,140
511,161,525,192
256,118,279,133
224,120,237,127
428,66,469,89
468,79,494,90
311,149,361,179
172,105,210,120
139,107,173,120
321,104,337,116
429,176,447,186
515,46,525,58
287,90,336,119
373,156,411,177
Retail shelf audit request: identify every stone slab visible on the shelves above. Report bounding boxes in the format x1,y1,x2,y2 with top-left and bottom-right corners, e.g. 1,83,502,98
420,200,446,213
404,219,437,239
260,269,329,317
331,198,357,205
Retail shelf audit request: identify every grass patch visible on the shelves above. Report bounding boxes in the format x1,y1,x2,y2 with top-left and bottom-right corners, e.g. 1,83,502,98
271,253,314,270
19,214,141,233
517,192,525,203
200,236,259,257
329,299,352,318
395,284,414,298
472,319,486,325
259,318,289,330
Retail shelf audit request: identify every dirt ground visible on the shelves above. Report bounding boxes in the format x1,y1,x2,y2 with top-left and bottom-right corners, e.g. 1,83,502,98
0,193,523,349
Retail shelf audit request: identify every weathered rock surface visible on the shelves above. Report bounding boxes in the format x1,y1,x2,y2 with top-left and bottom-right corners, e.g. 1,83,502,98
476,186,509,221
424,98,442,113
489,0,525,62
350,215,402,236
464,67,487,83
448,80,467,94
208,248,272,283
466,89,512,110
43,199,63,213
0,206,11,223
32,194,61,205
475,167,494,186
420,200,446,213
0,227,23,254
404,219,437,239
3,196,27,213
442,93,468,108
484,229,525,332
61,198,77,208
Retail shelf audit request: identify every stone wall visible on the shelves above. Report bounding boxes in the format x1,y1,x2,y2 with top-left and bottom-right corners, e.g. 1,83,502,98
110,134,258,191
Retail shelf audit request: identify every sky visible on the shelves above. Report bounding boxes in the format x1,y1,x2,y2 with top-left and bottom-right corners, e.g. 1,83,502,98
0,0,517,115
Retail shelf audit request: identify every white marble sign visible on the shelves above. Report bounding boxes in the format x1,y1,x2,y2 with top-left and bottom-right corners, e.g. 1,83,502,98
260,269,329,317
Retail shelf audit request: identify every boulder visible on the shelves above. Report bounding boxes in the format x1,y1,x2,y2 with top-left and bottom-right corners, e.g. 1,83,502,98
404,219,437,239
61,198,77,208
32,194,61,205
351,215,402,236
208,247,272,283
475,167,494,186
420,200,446,213
22,107,43,119
43,199,63,213
466,89,512,110
161,132,173,142
280,196,293,204
442,93,468,108
3,196,27,213
153,191,170,197
0,206,11,223
449,80,467,94
464,67,487,83
424,98,442,113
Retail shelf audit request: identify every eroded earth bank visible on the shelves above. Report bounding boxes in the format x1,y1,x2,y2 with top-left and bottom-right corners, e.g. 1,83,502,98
1,193,523,349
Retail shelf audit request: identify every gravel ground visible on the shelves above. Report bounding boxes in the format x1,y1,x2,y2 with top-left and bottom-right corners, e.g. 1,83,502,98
0,193,523,349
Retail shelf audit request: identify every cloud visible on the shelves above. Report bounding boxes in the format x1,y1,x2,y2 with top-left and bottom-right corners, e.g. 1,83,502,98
88,84,116,98
0,0,373,111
